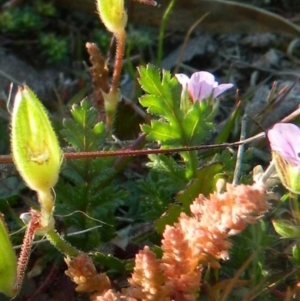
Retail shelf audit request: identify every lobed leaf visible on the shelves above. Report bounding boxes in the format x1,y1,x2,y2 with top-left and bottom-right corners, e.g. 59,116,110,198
141,122,181,145
182,102,213,146
61,99,106,152
138,65,182,124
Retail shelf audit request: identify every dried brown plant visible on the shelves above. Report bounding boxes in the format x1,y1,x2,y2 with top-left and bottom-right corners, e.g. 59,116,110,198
65,253,110,293
86,42,110,120
65,181,269,301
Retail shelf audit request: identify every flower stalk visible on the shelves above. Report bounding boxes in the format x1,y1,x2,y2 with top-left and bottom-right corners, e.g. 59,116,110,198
46,229,80,258
96,0,128,132
111,30,125,94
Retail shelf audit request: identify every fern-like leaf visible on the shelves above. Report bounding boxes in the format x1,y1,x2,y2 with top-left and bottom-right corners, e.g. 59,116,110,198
61,99,106,152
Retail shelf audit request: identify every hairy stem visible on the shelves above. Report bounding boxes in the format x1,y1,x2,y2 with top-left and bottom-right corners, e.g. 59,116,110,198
111,30,126,94
46,229,80,257
13,213,38,294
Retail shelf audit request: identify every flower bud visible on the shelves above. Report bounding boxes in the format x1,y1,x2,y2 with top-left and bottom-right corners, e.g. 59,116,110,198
267,123,300,193
102,89,121,115
96,0,127,35
272,151,300,194
0,215,17,297
11,86,62,194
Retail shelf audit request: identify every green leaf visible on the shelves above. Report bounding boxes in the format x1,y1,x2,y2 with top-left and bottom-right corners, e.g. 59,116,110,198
215,101,241,144
135,155,187,222
138,64,214,159
139,66,182,123
177,163,223,211
182,101,213,146
141,122,181,144
139,94,177,119
61,99,106,152
272,219,300,239
92,252,128,274
139,65,172,97
212,149,236,177
153,163,223,233
138,65,217,178
151,245,163,258
147,154,186,180
61,162,86,185
72,99,96,124
139,94,164,114
155,204,182,233
0,177,26,202
292,245,300,266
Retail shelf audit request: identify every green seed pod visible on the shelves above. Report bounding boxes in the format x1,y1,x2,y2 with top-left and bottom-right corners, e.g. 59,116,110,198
11,86,62,196
0,214,17,297
96,0,127,35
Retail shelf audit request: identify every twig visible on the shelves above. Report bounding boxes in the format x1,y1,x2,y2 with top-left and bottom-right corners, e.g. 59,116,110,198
1,106,300,164
232,114,247,185
260,161,275,185
13,226,103,250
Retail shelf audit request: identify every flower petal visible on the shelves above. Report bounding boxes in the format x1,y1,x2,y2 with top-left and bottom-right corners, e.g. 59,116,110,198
189,72,216,101
188,81,200,101
267,123,300,165
213,84,234,98
195,80,214,100
175,71,234,102
191,71,215,85
175,73,190,88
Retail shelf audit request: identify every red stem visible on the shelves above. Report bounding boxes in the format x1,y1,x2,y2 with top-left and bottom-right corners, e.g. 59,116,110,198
14,210,41,294
110,30,126,94
0,133,267,165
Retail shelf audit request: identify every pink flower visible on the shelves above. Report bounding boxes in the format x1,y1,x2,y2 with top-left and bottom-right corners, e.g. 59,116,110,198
267,123,300,167
175,71,233,102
